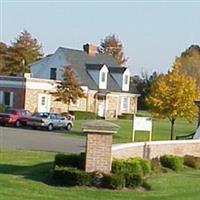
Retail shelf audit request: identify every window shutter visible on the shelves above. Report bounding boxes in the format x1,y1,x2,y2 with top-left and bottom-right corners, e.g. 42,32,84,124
0,91,3,104
10,92,14,107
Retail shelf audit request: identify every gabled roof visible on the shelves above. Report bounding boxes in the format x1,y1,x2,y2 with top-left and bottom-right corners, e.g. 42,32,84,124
109,67,128,73
86,64,105,70
32,47,138,94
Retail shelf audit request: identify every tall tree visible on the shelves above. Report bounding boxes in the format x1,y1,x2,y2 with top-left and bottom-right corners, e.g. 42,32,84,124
99,34,128,65
146,65,199,140
53,65,85,109
175,45,200,87
0,42,8,74
4,30,43,75
132,71,158,110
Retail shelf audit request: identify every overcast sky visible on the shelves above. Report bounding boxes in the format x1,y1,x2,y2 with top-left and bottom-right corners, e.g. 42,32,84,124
1,0,200,76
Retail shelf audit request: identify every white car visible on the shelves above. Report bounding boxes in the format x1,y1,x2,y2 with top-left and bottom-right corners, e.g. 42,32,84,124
27,112,73,131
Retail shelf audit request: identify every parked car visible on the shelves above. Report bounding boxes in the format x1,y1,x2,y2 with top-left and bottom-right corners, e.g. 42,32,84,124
0,108,32,127
27,112,73,131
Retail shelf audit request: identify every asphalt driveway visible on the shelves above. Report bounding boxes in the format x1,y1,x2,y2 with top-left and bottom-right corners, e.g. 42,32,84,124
0,126,85,153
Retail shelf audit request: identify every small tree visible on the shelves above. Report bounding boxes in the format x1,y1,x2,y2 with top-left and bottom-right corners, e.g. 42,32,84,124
146,65,199,140
54,65,85,110
99,34,128,65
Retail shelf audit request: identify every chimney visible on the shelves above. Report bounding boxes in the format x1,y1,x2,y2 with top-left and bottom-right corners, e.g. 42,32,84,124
83,43,97,56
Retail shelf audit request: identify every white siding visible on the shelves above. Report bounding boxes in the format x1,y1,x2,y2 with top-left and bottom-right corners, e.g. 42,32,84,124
30,48,69,80
99,65,108,89
122,69,130,91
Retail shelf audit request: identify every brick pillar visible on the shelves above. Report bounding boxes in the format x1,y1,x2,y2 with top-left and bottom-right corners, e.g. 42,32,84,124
82,120,119,174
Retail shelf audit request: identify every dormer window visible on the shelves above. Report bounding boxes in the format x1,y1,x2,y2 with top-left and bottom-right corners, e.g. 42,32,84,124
101,72,106,82
124,75,128,85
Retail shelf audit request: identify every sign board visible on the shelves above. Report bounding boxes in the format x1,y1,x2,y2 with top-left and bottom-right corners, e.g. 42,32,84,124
133,116,152,132
132,115,152,142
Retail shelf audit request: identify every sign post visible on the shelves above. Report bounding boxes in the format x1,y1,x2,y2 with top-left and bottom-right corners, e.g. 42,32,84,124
132,115,152,142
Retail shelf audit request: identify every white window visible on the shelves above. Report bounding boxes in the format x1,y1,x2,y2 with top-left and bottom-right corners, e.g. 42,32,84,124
121,97,129,112
101,72,106,82
0,91,14,107
124,75,129,85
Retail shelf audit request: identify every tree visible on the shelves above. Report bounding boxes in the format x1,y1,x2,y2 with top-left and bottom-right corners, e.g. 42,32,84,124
146,65,199,140
175,45,200,87
98,34,128,65
0,42,8,74
2,30,43,75
53,65,85,110
132,71,158,110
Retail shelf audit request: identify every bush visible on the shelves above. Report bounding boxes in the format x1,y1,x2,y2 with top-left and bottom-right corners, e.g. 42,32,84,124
0,104,5,112
160,155,184,171
53,167,91,186
118,113,133,120
151,158,161,173
72,111,97,120
124,173,143,188
184,155,200,169
101,173,125,190
54,152,85,170
112,158,151,176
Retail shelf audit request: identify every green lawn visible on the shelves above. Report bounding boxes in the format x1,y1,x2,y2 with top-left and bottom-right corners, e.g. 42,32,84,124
0,149,200,200
66,115,197,143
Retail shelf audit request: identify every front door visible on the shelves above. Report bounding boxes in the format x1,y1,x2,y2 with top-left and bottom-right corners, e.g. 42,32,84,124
38,94,51,112
98,99,105,117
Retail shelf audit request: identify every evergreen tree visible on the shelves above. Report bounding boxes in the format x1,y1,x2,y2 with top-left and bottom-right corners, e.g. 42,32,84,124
99,34,128,65
54,65,85,108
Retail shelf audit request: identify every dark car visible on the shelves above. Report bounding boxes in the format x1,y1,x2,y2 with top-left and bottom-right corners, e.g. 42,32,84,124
0,108,32,127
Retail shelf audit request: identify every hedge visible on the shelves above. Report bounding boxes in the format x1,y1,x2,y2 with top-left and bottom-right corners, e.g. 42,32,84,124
160,155,184,171
53,166,91,186
184,155,200,169
54,152,85,170
101,173,125,190
112,157,151,176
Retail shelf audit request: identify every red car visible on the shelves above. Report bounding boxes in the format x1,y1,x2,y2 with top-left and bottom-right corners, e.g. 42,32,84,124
0,109,32,127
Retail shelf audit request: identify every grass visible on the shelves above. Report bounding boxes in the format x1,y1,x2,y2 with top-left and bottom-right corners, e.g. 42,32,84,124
65,112,197,143
0,149,200,200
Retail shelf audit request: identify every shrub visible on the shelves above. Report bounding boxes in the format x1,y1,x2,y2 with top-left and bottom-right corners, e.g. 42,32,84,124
54,152,85,170
184,155,200,169
151,158,161,173
101,173,125,190
124,173,143,188
53,167,91,186
73,111,97,120
160,155,184,171
118,113,133,120
112,158,151,176
0,104,5,112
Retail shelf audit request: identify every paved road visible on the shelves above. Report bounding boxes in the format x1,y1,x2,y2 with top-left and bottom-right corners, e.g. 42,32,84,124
0,126,85,153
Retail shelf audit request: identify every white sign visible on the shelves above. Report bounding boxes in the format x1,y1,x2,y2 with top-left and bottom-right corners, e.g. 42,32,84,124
132,115,153,142
133,116,152,132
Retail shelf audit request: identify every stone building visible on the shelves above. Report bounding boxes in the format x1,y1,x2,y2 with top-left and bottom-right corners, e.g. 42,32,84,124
0,44,139,119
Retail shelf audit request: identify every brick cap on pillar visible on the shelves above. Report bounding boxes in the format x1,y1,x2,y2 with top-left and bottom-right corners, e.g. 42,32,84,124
82,120,119,134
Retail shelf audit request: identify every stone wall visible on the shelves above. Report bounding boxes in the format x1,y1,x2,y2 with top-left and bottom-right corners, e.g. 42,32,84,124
112,140,200,159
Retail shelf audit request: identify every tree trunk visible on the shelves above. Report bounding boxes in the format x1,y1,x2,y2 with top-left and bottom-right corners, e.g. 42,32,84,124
170,119,175,140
